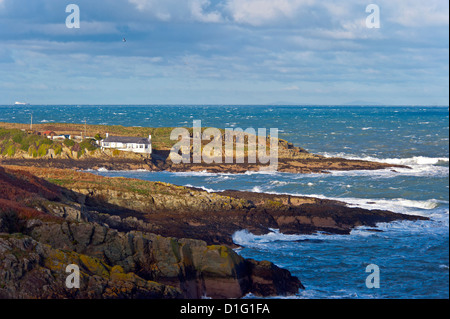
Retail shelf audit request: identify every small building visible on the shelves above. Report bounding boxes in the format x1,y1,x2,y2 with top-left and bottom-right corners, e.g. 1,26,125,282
52,134,71,140
42,130,57,138
100,133,152,154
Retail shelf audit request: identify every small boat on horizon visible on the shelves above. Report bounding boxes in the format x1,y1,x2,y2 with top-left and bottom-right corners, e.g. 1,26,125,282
14,101,30,105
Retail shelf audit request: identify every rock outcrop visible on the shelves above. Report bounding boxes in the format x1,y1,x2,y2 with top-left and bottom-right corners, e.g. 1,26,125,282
4,166,424,245
0,165,304,299
0,234,181,299
0,165,426,299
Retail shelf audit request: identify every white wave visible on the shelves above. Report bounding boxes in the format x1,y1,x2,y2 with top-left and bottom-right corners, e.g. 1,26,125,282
233,215,448,248
321,153,449,166
244,170,280,176
246,188,448,218
251,186,263,193
97,167,109,172
269,180,291,186
323,196,447,217
232,226,401,248
183,184,217,193
232,229,349,247
340,197,444,215
207,175,234,182
383,156,449,166
323,155,449,177
339,166,447,178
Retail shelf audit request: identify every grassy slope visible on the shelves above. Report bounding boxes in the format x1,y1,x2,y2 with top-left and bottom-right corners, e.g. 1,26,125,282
0,122,191,151
0,121,307,149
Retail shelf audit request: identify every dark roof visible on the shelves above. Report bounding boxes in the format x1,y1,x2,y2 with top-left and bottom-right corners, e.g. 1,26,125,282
103,136,150,144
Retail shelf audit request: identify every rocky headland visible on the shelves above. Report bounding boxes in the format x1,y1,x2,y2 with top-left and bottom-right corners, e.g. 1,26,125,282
0,122,408,173
0,165,426,299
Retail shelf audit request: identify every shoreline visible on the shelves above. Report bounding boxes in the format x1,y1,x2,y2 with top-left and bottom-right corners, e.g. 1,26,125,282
0,164,431,299
0,156,410,174
0,121,410,174
2,164,428,246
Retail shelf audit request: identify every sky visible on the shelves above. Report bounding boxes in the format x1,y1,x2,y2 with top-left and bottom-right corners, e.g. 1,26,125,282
0,0,448,105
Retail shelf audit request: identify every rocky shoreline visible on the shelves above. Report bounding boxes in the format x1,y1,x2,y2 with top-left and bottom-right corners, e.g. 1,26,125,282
0,165,303,299
0,153,408,174
0,165,427,299
0,122,409,174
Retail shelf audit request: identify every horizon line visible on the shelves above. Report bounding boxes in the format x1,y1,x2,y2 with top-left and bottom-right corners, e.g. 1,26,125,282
1,104,449,107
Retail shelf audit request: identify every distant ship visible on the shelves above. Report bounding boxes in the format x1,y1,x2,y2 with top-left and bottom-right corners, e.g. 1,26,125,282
14,101,29,105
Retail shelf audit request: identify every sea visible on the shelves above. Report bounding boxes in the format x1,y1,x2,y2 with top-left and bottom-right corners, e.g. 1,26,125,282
1,105,448,299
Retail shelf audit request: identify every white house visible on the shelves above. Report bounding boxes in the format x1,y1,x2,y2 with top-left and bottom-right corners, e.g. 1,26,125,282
100,133,152,154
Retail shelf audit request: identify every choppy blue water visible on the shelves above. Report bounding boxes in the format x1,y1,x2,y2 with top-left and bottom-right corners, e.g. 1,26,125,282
1,105,448,299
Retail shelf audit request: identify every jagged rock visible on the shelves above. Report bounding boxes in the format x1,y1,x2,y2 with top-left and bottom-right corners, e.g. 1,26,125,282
27,221,303,298
0,165,426,299
0,234,181,299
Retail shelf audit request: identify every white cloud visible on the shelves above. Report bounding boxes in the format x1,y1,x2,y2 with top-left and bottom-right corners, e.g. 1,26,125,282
312,19,384,41
381,0,449,27
223,0,315,26
128,0,449,29
281,85,300,91
129,0,223,23
190,0,222,23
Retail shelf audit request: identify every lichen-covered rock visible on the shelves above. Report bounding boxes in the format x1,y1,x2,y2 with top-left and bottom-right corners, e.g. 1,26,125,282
0,234,181,299
27,221,303,298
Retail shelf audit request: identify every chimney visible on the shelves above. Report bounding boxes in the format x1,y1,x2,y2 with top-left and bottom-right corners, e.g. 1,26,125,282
148,134,151,141
106,133,109,138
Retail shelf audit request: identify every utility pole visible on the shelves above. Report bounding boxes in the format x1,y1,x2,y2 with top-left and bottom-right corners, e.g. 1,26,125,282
30,113,33,131
84,118,87,139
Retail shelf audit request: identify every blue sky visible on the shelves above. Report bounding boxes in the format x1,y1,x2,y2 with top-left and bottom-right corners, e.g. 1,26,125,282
0,0,448,105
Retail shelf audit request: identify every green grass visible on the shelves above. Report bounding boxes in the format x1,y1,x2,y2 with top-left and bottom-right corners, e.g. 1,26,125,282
0,127,103,158
0,128,64,158
63,138,75,147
